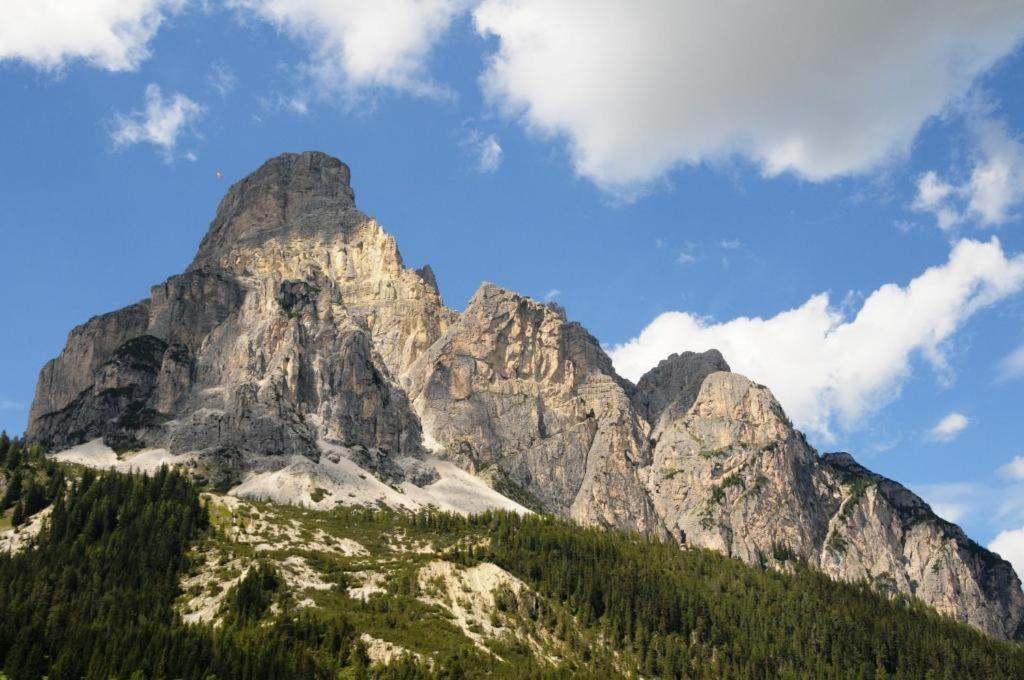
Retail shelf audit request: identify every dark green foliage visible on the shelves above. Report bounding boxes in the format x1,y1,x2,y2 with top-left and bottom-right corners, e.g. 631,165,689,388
840,476,875,519
2,457,1024,679
0,467,384,680
221,562,280,624
771,541,795,563
9,503,24,528
467,512,1024,679
0,436,63,529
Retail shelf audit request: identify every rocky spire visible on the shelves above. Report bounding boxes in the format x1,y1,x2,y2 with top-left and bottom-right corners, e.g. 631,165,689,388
191,151,357,270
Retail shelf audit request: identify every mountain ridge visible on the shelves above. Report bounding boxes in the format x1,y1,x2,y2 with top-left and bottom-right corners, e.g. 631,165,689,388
25,151,1024,639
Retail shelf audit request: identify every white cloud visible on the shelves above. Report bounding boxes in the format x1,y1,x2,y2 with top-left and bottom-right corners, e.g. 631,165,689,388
608,238,1024,439
720,239,742,250
914,171,956,212
460,129,503,173
989,527,1024,579
229,0,465,96
0,400,24,411
928,411,969,442
967,119,1024,225
474,1,1024,195
675,243,698,265
475,134,503,173
914,117,1024,230
998,456,1024,481
0,0,182,72
676,252,696,265
544,289,560,301
109,84,204,161
998,343,1024,381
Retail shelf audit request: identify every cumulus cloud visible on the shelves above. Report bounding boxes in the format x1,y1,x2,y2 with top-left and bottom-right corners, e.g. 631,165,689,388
989,528,1024,579
915,118,1024,230
608,238,1024,439
474,1,1024,195
928,412,969,442
0,0,182,72
109,84,204,161
229,0,465,96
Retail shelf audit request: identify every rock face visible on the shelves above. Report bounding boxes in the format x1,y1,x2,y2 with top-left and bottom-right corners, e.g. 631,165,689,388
29,152,441,486
403,284,663,535
28,151,1024,639
639,357,1024,638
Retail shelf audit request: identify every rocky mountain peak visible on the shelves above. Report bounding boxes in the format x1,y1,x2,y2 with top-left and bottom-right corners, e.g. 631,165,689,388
191,151,357,269
633,349,731,425
27,152,1024,641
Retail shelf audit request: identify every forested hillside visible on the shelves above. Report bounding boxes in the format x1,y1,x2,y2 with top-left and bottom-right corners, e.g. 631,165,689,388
0,439,1023,679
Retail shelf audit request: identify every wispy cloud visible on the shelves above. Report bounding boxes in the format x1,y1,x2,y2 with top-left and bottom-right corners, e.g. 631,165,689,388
0,400,24,411
109,84,204,161
476,134,503,173
913,116,1024,230
676,243,698,265
928,411,969,442
916,482,978,523
208,63,238,97
544,288,561,301
997,343,1024,382
998,455,1024,481
461,129,503,173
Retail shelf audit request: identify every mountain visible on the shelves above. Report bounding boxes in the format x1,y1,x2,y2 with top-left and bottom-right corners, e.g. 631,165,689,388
25,151,1024,640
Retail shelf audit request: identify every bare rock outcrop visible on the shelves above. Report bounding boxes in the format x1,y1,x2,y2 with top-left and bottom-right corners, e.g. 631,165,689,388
403,283,663,535
29,152,437,482
637,353,1024,639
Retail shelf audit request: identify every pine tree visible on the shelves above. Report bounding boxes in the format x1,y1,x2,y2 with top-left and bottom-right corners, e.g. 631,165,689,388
11,500,25,527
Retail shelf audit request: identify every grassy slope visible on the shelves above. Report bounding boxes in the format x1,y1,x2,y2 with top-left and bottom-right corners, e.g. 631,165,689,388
188,496,608,673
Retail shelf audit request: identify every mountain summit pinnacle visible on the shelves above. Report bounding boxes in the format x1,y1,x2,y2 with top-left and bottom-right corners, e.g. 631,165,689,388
191,151,356,269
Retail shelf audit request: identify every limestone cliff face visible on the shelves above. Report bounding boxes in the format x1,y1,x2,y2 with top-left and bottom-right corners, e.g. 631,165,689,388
635,352,1024,639
29,152,439,484
403,284,663,536
27,151,1024,639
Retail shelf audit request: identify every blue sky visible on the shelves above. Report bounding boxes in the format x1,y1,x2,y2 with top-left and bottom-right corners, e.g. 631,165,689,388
3,1,1024,565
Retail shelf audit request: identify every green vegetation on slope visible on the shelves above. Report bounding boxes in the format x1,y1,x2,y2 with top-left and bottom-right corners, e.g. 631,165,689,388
475,513,1024,678
0,441,1023,679
0,433,64,528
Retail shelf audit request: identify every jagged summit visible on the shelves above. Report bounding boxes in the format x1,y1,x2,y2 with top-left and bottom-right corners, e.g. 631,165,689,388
191,151,357,269
632,349,731,425
26,152,1024,640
